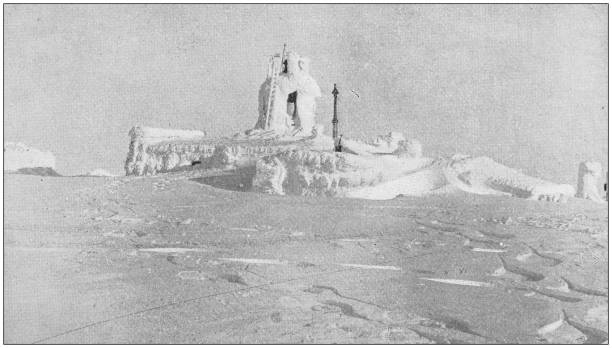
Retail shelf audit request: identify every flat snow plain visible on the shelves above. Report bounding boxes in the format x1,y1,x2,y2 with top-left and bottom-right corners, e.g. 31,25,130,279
4,171,608,344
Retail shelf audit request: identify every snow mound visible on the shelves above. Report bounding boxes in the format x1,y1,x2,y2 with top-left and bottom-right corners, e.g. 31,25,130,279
576,161,605,203
85,169,117,177
4,142,57,174
346,162,448,199
341,132,422,158
252,149,433,197
443,155,575,202
252,151,575,201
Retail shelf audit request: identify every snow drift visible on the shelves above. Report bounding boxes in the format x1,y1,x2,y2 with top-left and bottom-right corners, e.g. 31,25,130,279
4,142,59,176
123,126,578,203
576,161,606,203
442,155,576,202
252,149,433,197
252,150,576,201
84,169,117,177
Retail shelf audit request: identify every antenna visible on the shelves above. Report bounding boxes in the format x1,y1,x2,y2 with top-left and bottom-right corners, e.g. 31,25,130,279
332,84,340,152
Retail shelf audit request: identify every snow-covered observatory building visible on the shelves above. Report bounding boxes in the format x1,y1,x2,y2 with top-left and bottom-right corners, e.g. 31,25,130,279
124,47,586,203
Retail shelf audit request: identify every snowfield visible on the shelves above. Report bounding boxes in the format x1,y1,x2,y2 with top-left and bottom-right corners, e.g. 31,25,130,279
4,171,608,344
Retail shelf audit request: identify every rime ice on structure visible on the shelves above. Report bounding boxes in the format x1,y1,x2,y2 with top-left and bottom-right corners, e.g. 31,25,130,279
252,149,433,197
250,51,322,137
125,48,330,176
125,126,209,176
576,161,606,203
124,48,583,203
252,152,576,201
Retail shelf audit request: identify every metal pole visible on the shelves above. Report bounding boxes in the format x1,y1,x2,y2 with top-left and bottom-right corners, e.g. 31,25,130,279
332,84,339,151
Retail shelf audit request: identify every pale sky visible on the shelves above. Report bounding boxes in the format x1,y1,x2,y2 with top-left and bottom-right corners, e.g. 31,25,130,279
4,4,608,183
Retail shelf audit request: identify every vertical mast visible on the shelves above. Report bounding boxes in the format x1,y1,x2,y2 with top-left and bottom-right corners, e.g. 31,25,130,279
332,84,339,151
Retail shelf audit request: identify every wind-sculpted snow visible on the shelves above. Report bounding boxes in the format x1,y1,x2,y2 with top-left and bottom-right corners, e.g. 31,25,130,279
341,132,422,158
576,161,605,203
4,142,57,175
84,169,117,177
253,150,434,197
443,155,576,202
125,127,576,203
253,151,576,201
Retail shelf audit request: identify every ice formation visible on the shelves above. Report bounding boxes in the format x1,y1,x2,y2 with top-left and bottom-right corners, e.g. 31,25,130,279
252,148,433,197
125,126,209,175
252,150,575,201
4,142,56,173
125,50,325,177
576,161,606,203
206,132,333,171
251,51,321,137
125,124,335,176
442,155,576,202
123,48,579,203
341,132,422,158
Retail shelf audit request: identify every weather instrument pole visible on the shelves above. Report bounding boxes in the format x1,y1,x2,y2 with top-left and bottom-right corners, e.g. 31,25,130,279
332,84,340,152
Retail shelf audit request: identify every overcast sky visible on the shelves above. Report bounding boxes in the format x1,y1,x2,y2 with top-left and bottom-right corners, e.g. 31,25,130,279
4,4,607,183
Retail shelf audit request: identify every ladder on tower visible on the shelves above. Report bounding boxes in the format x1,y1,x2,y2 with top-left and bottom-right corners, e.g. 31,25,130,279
264,44,286,130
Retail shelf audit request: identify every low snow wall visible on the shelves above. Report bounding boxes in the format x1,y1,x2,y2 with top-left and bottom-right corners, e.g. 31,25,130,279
124,126,211,176
125,126,335,176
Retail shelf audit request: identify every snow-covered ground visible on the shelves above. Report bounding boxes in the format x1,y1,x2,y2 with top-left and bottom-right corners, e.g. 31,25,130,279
4,172,608,343
84,169,117,177
3,130,606,343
